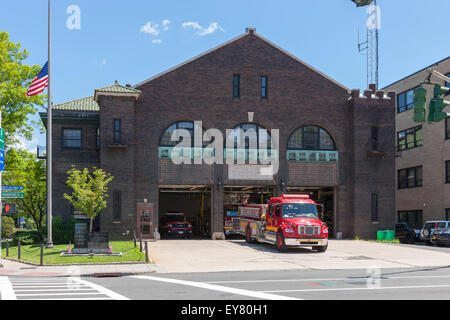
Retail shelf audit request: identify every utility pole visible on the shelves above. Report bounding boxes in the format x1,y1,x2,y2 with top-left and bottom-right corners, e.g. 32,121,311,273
46,0,53,248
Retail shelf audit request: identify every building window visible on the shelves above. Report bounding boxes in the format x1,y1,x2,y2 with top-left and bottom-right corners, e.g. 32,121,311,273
397,86,421,113
233,75,240,98
446,161,450,184
288,126,336,151
227,123,271,150
261,76,268,98
62,129,82,149
160,121,206,147
398,210,423,229
113,119,121,144
446,117,450,140
398,166,423,189
371,127,378,151
113,190,121,222
96,128,100,148
397,125,423,151
371,193,378,222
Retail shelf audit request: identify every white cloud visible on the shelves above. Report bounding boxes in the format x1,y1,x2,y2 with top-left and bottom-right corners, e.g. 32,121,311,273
152,39,162,44
15,135,39,154
140,21,160,36
162,19,171,31
182,21,224,36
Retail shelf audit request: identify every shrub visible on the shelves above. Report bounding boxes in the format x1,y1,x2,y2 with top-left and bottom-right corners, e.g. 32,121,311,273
12,229,42,246
1,216,16,239
51,216,75,245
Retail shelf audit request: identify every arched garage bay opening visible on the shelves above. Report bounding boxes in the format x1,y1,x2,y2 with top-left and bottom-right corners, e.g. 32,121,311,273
159,186,212,238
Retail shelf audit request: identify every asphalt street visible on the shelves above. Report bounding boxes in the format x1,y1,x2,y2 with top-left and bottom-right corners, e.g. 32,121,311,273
3,266,450,300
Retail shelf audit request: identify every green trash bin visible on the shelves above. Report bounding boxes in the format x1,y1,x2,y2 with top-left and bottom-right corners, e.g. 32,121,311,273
377,231,386,241
385,230,395,241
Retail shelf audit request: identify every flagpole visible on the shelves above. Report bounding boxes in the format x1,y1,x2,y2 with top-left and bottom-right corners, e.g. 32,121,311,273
46,0,53,248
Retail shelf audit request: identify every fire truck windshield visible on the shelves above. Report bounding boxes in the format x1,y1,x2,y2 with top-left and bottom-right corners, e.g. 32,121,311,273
282,203,318,219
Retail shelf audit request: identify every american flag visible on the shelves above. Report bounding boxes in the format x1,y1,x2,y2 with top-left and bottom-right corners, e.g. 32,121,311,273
25,62,48,97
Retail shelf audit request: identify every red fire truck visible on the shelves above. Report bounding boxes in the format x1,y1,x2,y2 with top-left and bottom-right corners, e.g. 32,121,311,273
233,194,329,252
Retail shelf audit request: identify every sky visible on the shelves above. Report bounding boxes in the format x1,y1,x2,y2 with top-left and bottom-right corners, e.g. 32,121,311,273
0,0,449,150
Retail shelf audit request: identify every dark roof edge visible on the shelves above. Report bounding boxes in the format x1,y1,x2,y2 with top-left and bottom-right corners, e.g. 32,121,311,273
381,56,450,90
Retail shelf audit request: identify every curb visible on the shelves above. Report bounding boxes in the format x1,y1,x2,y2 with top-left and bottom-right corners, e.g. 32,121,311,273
3,257,152,267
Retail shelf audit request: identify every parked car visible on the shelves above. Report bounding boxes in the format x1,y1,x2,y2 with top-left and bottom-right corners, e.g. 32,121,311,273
395,223,420,244
421,221,450,245
160,212,193,239
430,228,450,247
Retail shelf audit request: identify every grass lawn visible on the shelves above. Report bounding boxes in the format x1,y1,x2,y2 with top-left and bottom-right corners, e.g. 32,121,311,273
1,241,147,265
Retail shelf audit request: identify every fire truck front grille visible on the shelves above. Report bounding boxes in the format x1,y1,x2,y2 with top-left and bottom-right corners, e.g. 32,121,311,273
298,226,320,236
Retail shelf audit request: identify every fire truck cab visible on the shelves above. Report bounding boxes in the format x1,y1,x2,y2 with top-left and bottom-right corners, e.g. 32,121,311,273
234,194,329,252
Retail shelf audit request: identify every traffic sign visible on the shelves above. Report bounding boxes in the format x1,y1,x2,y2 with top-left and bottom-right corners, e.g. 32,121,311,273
2,192,25,199
2,186,25,191
0,150,4,172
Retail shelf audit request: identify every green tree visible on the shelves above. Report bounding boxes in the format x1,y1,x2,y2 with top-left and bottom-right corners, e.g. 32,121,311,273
64,167,114,232
0,31,46,146
1,216,16,239
3,149,46,232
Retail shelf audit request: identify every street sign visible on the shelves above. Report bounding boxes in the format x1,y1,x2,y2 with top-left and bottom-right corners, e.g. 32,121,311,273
2,186,25,191
2,192,25,199
0,150,4,172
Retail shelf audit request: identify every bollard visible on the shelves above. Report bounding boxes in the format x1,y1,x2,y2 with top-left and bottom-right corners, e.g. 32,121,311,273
40,243,44,266
145,241,149,264
134,235,137,248
18,241,21,260
140,234,143,252
6,240,9,257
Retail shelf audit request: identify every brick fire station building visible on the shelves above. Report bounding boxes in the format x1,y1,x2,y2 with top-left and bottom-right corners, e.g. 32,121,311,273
41,28,396,240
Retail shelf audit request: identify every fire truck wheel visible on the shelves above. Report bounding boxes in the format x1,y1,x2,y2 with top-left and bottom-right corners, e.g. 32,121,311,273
315,245,328,253
276,232,287,252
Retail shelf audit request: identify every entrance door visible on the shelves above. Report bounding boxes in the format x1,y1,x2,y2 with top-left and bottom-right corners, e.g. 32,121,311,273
137,203,153,239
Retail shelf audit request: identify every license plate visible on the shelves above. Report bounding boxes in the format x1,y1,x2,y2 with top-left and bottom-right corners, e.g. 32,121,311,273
297,239,322,243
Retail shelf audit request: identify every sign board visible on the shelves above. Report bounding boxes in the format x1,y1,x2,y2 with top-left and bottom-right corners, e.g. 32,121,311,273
2,186,25,191
2,192,25,199
0,150,4,172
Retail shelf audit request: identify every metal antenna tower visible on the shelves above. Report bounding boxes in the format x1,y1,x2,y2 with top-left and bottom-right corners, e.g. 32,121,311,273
357,0,379,89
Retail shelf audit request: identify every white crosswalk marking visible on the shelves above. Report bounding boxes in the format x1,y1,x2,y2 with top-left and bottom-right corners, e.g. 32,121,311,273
1,277,128,300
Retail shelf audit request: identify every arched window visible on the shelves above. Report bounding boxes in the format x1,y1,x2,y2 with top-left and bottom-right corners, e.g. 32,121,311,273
288,126,336,151
226,123,271,150
160,121,207,147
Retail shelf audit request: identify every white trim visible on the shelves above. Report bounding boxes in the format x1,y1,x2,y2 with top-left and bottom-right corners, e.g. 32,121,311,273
135,30,349,91
132,275,301,300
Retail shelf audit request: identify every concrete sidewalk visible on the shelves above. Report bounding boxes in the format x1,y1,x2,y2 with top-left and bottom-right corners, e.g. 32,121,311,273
0,258,163,277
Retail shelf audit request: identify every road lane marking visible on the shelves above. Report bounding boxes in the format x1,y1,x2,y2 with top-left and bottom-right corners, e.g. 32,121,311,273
262,284,450,293
0,277,17,300
14,289,97,292
206,275,450,284
15,292,111,297
68,277,129,300
132,275,301,300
